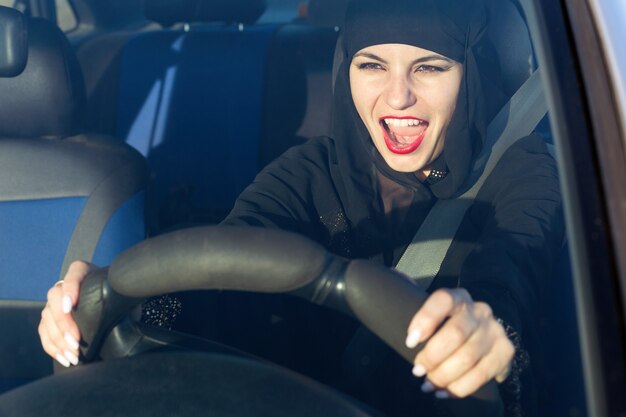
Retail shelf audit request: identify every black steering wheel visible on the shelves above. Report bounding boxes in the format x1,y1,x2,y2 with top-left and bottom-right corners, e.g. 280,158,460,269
0,226,502,416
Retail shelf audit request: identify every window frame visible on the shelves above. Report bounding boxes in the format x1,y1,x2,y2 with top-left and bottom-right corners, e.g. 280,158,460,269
523,0,626,415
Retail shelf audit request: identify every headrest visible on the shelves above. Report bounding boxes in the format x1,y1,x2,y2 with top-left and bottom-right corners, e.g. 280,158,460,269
485,0,533,95
0,17,85,139
143,0,267,27
307,0,350,29
0,6,28,77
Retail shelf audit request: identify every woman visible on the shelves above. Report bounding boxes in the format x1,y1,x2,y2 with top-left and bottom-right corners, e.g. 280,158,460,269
39,0,563,415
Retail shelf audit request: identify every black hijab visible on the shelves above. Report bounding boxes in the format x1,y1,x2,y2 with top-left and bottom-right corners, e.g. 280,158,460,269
328,0,505,261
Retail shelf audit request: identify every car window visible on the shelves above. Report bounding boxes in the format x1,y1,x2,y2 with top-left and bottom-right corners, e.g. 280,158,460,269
521,0,626,415
257,0,303,23
0,0,77,32
55,0,76,32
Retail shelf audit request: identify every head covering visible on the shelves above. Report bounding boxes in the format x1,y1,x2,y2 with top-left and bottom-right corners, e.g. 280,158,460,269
332,0,504,200
324,0,506,263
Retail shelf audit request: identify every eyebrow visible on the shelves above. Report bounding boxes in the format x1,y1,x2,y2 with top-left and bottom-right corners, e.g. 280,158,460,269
353,52,455,65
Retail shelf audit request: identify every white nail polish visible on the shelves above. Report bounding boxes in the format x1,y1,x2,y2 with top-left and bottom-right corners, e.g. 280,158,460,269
64,333,79,351
62,295,73,314
65,351,79,366
421,380,435,393
412,363,426,377
405,328,421,348
435,390,450,399
55,353,70,368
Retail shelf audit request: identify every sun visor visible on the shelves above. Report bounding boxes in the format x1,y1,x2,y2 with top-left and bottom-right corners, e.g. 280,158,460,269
0,6,28,77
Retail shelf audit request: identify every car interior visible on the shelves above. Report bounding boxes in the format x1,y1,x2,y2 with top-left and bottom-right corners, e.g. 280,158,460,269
0,0,598,415
0,5,147,393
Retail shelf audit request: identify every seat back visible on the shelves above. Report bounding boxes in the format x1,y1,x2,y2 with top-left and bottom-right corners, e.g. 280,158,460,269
0,11,147,391
76,0,350,231
111,0,278,231
257,0,347,167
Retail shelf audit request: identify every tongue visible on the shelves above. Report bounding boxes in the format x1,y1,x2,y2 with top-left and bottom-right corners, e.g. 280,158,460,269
387,124,427,145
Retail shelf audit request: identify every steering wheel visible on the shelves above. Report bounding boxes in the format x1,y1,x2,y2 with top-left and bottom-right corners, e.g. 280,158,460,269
0,226,503,416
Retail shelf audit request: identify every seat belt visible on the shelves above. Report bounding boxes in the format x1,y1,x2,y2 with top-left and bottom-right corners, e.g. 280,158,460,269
395,69,548,289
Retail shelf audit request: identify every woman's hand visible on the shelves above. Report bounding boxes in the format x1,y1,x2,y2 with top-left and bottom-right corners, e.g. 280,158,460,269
405,288,514,398
38,260,95,367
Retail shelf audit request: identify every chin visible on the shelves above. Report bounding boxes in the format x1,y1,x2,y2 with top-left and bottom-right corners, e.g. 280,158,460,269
380,151,428,173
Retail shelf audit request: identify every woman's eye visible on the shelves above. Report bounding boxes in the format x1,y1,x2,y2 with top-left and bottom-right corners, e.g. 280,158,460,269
358,62,385,71
415,65,445,73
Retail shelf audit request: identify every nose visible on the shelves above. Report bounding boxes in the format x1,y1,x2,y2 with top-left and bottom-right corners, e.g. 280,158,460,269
384,73,417,110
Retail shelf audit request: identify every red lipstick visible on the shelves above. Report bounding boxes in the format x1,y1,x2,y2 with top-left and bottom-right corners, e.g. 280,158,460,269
379,116,428,155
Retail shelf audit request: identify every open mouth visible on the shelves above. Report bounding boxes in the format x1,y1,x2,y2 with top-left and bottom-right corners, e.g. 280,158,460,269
380,116,429,155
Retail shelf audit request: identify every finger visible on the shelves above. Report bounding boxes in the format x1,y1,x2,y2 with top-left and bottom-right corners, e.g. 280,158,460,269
40,306,65,351
38,312,59,358
406,288,472,349
414,302,485,377
38,312,78,366
422,313,493,388
51,260,94,342
38,325,69,368
47,286,81,345
62,260,95,309
444,335,515,398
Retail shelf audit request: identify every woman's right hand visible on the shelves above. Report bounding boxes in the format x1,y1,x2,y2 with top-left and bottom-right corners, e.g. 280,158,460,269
38,260,95,367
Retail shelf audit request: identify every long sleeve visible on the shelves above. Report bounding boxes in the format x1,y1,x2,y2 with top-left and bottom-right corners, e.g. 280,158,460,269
458,134,564,334
222,138,332,238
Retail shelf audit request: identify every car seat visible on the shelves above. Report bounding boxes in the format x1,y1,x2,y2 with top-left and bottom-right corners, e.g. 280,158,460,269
76,0,352,232
256,0,348,168
108,0,279,231
0,8,147,393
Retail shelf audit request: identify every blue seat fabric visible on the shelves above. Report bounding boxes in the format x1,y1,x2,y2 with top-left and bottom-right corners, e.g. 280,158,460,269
92,191,146,267
0,197,86,300
0,192,144,301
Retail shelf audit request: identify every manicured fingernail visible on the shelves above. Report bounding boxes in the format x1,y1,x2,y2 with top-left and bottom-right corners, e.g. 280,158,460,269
55,353,70,368
421,380,435,393
65,351,79,366
62,295,73,314
412,363,426,377
405,328,421,349
435,390,450,399
64,333,79,351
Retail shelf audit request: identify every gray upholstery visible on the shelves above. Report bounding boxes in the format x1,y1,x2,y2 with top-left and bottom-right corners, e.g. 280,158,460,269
0,11,147,391
0,6,27,77
0,135,145,201
0,18,85,138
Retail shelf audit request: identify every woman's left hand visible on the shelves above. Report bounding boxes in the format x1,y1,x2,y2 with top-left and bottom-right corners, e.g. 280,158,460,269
405,288,515,399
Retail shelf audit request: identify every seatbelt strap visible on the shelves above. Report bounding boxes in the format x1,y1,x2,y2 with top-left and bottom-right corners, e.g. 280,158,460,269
395,69,547,289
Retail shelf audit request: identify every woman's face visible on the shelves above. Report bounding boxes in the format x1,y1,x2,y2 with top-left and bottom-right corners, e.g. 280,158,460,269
350,43,462,175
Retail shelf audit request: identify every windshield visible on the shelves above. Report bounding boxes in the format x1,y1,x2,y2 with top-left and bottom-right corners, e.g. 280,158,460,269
2,0,621,416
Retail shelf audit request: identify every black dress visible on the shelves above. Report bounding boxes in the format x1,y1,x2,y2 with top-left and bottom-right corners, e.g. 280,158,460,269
220,132,563,417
